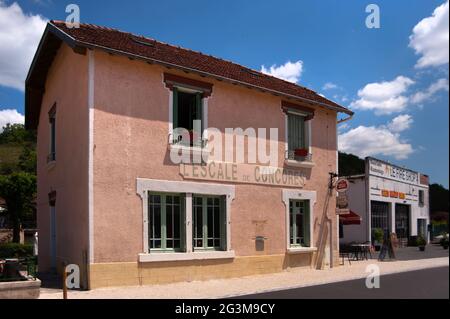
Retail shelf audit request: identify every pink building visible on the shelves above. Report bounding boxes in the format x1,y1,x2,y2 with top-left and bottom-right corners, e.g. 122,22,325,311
26,21,353,289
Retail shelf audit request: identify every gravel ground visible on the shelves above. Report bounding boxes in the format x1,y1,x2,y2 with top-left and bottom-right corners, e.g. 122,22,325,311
40,246,449,299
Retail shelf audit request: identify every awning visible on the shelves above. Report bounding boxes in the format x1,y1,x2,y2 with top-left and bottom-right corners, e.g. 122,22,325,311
340,211,362,225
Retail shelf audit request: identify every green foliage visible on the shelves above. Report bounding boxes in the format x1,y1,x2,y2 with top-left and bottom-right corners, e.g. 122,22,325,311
416,236,427,247
0,243,33,259
373,228,384,243
0,124,36,145
429,184,449,213
0,124,36,175
339,152,365,177
0,173,37,243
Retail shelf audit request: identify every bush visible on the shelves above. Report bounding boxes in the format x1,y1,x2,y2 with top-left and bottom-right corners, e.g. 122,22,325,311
416,236,427,247
440,233,449,247
373,228,384,243
0,243,33,259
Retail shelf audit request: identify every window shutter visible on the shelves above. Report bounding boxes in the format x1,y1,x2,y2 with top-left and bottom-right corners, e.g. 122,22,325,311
173,87,179,130
180,194,186,252
288,114,306,150
304,202,311,247
220,196,227,251
195,93,203,133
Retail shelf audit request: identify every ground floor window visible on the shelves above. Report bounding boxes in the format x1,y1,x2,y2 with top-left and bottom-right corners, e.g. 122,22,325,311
148,192,227,253
371,201,390,240
289,200,310,247
149,193,185,252
193,195,226,251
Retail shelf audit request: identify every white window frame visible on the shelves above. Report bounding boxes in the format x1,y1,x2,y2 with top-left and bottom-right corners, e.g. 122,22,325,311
282,189,317,254
168,87,209,147
284,112,314,168
137,178,235,262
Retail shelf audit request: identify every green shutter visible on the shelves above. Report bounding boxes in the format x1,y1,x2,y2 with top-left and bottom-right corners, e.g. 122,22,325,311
288,114,306,150
303,201,310,247
173,88,179,131
220,196,227,251
180,194,186,252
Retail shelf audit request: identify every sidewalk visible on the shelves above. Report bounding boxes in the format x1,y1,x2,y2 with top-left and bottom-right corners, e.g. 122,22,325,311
39,246,449,299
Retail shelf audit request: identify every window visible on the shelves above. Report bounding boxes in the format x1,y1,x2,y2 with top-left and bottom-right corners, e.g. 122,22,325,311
48,105,56,163
287,113,310,161
173,87,203,147
148,193,185,252
419,190,425,206
193,195,226,251
289,200,310,247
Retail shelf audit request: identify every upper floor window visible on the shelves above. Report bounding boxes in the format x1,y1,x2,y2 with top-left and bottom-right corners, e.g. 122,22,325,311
419,190,425,206
48,104,56,163
173,87,203,147
164,73,213,148
283,101,314,163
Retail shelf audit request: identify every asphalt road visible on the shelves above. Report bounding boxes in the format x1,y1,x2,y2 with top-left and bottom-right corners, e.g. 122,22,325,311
236,267,449,299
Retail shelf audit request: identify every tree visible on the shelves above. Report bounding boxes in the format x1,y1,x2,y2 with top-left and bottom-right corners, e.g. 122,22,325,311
0,173,36,243
339,152,366,176
430,184,449,213
0,123,36,145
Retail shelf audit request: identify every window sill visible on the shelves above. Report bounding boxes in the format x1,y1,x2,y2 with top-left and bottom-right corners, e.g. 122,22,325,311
47,161,56,171
169,143,210,159
139,250,235,263
284,159,316,169
287,247,317,254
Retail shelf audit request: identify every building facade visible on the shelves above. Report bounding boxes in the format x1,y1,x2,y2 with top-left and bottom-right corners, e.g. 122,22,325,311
26,21,353,289
341,157,430,245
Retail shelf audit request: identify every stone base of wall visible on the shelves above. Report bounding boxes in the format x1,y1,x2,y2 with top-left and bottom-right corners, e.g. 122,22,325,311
0,279,41,299
89,253,318,289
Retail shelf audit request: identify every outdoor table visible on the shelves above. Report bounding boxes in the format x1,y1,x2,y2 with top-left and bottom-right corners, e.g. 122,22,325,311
350,244,372,260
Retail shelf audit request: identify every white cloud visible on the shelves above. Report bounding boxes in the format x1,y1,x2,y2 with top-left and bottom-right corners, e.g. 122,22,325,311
388,114,414,133
0,1,47,91
322,82,338,90
261,60,303,83
410,78,449,104
409,0,449,68
350,76,415,115
339,120,414,160
0,109,25,131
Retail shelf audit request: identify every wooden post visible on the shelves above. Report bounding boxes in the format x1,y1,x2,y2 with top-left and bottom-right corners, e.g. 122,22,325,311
62,263,68,300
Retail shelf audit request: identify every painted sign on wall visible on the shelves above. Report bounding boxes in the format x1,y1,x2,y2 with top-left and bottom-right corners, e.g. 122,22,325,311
368,158,419,185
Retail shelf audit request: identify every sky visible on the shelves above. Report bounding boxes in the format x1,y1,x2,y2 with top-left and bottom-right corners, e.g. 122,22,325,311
0,0,449,187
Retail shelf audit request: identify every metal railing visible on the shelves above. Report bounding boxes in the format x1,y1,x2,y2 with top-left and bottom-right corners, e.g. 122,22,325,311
286,150,313,162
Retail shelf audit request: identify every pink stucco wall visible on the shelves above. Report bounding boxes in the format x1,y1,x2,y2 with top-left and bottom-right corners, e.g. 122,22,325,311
91,50,338,263
37,44,90,280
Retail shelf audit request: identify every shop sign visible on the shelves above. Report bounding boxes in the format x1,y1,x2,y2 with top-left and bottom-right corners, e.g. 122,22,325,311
180,162,307,188
336,179,350,193
368,158,419,185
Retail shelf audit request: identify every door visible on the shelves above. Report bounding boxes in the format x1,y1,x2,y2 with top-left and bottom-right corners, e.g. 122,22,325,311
371,201,390,241
417,219,427,239
50,206,56,270
395,204,410,241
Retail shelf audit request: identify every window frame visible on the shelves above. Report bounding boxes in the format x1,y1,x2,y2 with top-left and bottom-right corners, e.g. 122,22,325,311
48,104,57,163
289,199,311,248
193,195,226,252
284,110,313,164
138,179,235,261
148,192,186,253
282,189,316,252
418,190,425,207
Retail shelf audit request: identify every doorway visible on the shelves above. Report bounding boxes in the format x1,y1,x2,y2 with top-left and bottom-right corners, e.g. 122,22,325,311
395,204,410,244
50,205,56,271
371,201,390,241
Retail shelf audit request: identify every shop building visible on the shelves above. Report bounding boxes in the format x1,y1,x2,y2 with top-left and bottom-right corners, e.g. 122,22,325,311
340,157,430,245
26,21,353,289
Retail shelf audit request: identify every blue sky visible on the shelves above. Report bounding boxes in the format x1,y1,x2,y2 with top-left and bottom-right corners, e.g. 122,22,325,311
0,0,449,187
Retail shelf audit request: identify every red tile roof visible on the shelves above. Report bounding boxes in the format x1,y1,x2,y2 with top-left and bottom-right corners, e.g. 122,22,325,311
49,21,352,115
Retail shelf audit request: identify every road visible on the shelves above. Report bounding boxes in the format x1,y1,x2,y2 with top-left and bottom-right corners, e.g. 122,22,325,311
236,267,449,299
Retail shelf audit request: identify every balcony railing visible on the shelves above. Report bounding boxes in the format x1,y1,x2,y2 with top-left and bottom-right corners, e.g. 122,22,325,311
286,150,313,163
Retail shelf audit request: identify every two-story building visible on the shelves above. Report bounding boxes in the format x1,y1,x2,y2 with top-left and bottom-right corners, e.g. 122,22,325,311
26,21,353,289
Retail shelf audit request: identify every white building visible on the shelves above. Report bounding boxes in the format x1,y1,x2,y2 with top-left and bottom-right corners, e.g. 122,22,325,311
340,157,430,245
